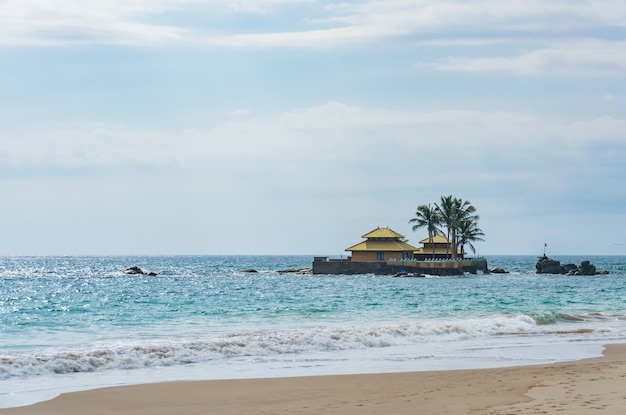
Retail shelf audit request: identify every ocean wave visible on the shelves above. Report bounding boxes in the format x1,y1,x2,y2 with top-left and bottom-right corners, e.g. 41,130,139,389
2,312,620,380
0,315,547,379
532,311,626,325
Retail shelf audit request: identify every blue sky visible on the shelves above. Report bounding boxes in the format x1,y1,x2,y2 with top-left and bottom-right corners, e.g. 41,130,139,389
1,0,625,256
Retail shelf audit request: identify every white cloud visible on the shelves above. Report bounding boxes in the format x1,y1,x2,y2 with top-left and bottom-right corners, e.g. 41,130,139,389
220,0,316,13
205,1,626,51
603,92,616,102
418,40,626,77
568,116,626,141
2,102,626,255
322,0,626,35
0,0,316,46
0,0,191,46
4,103,625,185
2,1,624,79
227,109,252,117
2,0,625,47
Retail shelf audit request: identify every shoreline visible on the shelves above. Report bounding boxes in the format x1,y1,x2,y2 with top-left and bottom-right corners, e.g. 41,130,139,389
2,343,625,415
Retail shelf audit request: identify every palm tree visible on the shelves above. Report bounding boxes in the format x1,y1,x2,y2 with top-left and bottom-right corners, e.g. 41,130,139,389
409,204,442,259
449,197,478,260
435,196,478,260
434,195,455,258
457,219,484,258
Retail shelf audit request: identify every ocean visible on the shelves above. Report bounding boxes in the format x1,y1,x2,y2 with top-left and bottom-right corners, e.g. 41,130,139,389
2,255,626,408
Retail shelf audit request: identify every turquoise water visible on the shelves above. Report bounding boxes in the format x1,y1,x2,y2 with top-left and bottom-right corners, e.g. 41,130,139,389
1,255,625,407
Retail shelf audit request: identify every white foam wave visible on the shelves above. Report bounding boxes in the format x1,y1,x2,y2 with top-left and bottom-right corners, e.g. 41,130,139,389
1,313,619,380
0,315,535,379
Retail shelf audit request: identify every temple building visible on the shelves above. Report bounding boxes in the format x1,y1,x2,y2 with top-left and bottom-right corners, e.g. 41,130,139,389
345,227,418,262
413,234,462,260
312,226,487,275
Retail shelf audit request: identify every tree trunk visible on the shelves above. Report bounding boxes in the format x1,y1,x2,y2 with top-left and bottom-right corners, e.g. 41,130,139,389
451,229,458,260
428,231,435,259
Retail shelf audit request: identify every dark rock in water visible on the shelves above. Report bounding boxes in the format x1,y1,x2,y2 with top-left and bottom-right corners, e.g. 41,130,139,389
489,267,509,274
536,256,564,274
563,263,578,273
241,269,258,273
125,266,157,276
278,268,312,275
392,271,425,278
578,260,596,276
536,256,607,275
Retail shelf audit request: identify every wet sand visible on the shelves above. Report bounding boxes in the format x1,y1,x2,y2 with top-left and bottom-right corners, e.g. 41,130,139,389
3,344,625,415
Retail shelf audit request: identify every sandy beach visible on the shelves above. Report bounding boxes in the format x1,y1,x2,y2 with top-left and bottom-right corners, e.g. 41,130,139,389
3,344,625,415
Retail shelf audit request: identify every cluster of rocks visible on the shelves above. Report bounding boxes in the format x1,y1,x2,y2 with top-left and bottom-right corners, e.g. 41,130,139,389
535,256,609,275
124,266,158,276
489,267,509,274
241,268,312,275
277,268,312,275
392,271,425,278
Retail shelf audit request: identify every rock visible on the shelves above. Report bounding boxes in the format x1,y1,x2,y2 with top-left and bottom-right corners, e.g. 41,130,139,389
392,271,424,278
578,260,596,276
537,256,606,276
563,263,578,273
125,266,157,276
489,267,509,274
241,269,258,273
597,270,610,275
278,268,312,275
536,256,564,274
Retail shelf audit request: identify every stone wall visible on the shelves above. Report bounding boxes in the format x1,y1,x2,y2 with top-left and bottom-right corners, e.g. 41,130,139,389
312,257,488,275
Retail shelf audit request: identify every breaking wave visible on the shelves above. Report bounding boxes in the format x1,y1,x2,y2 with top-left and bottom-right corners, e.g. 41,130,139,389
2,313,614,379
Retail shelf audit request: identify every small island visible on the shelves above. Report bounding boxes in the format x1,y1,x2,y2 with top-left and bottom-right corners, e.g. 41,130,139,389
313,195,488,276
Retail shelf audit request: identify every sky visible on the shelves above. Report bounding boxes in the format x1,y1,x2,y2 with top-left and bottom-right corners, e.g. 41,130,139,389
1,0,625,256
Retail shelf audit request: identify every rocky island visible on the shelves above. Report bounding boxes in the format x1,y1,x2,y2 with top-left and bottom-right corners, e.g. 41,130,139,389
535,256,609,275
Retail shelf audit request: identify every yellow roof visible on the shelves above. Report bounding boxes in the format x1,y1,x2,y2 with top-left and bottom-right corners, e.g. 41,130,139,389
346,239,418,252
419,234,451,244
362,227,405,239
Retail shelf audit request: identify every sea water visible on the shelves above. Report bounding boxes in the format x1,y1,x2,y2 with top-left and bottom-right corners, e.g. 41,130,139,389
1,255,626,408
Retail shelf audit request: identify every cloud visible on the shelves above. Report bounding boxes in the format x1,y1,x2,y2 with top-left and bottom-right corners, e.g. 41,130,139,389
2,1,624,80
3,103,625,192
0,0,185,46
418,40,626,77
227,109,252,117
221,0,316,14
0,0,320,46
204,1,626,51
603,92,616,102
2,101,625,255
2,0,625,47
